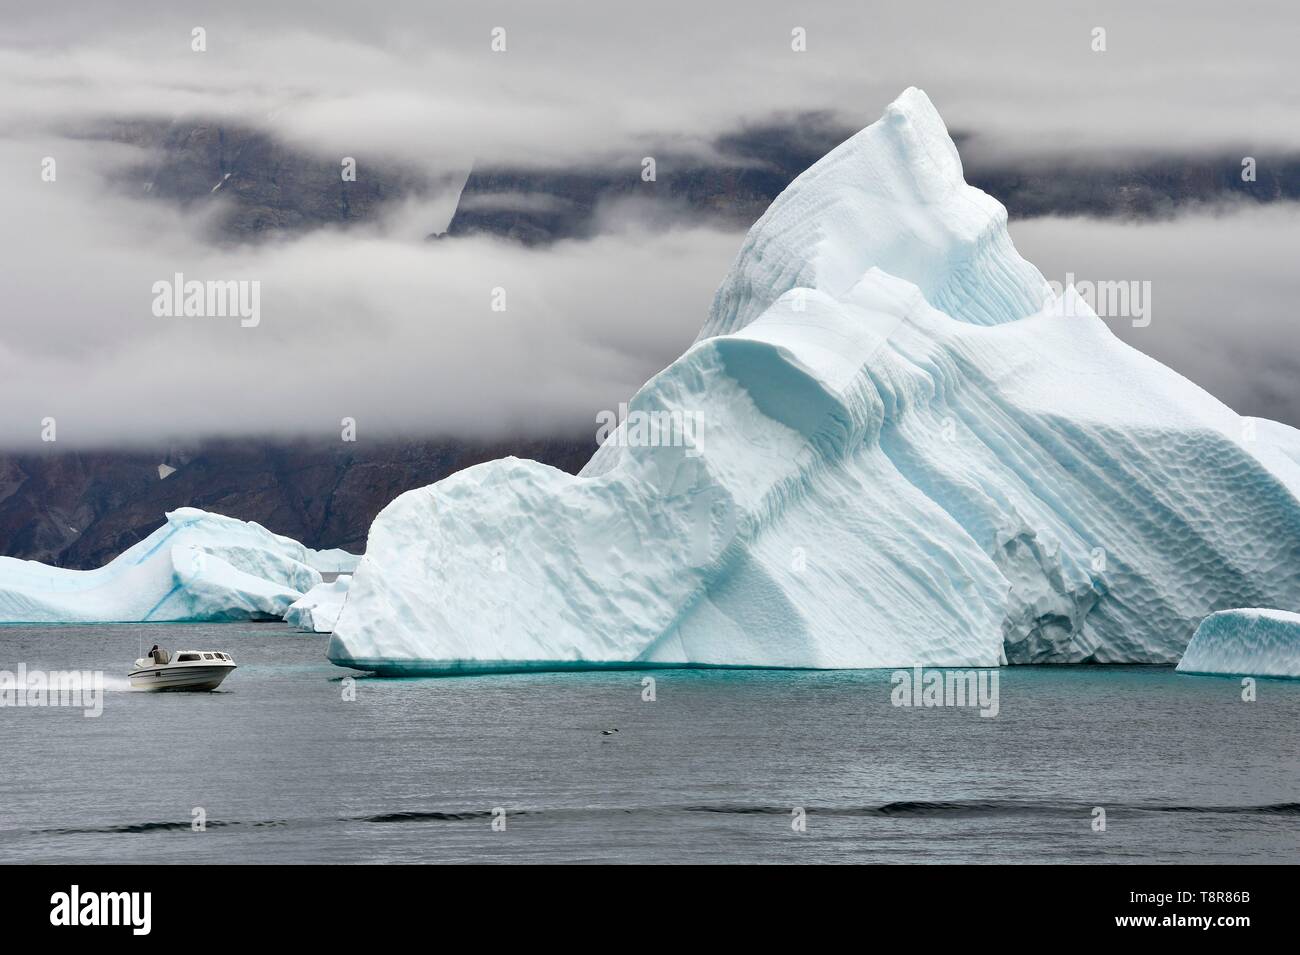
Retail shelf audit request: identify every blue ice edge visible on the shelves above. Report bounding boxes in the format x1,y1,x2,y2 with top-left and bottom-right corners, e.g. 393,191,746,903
328,655,1300,679
326,657,831,677
1175,666,1300,681
324,657,1156,678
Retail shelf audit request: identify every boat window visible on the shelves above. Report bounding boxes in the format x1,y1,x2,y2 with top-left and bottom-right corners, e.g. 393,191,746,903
203,653,214,660
177,653,202,662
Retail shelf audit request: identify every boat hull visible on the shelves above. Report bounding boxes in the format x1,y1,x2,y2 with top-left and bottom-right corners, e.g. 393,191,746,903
129,664,235,692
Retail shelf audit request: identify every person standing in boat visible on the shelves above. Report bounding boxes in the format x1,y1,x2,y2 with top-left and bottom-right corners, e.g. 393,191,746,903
148,645,171,664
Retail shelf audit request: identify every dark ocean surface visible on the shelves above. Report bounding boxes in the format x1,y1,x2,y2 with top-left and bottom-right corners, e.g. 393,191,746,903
1,622,1296,863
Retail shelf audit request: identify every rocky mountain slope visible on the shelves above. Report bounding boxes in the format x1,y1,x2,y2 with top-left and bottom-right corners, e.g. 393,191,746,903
0,438,593,569
97,115,1300,244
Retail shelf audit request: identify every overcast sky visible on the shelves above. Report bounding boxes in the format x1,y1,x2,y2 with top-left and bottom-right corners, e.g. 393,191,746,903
5,0,1299,163
1,0,1297,446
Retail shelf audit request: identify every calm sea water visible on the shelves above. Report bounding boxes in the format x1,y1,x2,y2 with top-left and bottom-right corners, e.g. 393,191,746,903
0,622,1296,864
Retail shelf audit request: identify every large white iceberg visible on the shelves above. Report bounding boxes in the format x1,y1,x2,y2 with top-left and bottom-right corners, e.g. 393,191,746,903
1177,609,1300,678
0,507,357,623
329,88,1300,675
284,575,352,633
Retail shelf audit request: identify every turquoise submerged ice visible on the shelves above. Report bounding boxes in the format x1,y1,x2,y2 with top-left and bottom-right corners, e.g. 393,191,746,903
0,508,358,623
1177,609,1300,678
329,88,1300,674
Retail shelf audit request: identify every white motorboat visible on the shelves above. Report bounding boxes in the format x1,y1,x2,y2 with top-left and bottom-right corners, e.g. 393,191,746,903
129,648,237,691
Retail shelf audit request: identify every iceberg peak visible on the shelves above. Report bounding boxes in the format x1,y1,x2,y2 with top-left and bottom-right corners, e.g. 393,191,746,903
697,87,1049,343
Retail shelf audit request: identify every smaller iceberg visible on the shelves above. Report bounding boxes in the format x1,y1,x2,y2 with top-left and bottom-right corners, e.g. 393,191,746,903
1177,609,1300,678
284,576,352,633
0,507,358,624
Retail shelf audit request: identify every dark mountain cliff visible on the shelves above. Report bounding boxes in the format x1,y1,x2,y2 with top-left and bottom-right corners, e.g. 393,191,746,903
0,437,594,568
